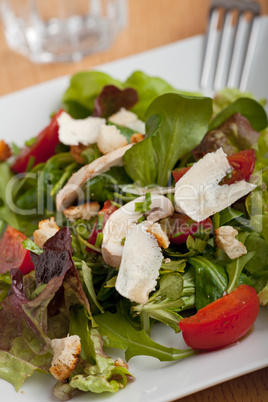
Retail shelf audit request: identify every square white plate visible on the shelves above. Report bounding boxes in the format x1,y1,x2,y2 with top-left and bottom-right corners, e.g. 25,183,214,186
0,16,268,402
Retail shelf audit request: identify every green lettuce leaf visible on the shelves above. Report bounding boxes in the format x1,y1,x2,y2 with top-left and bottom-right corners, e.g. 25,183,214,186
62,71,122,118
209,98,268,132
94,312,194,361
226,251,255,294
70,328,133,394
189,256,228,310
124,93,213,186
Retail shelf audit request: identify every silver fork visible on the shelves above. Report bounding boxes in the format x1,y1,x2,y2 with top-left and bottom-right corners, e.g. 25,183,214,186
200,0,261,91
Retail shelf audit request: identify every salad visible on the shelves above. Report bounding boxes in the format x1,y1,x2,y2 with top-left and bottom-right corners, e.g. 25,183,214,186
0,70,268,401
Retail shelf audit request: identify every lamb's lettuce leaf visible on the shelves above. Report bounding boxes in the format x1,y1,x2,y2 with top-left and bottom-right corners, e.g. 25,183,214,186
189,256,228,310
226,251,255,294
209,98,267,132
124,93,213,186
213,88,259,114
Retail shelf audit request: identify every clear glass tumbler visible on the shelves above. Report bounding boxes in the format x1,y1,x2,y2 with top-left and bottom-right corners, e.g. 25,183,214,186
0,0,127,63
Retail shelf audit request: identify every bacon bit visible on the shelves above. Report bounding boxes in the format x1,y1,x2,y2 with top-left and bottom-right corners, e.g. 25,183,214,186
130,133,145,144
0,140,12,161
70,144,87,164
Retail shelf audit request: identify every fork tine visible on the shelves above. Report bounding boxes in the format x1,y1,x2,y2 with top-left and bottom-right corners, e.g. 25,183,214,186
214,10,233,90
201,0,261,91
200,7,220,89
226,12,246,88
239,15,260,91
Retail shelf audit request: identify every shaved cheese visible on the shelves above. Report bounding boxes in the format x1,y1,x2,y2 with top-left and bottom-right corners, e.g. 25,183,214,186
115,222,163,304
57,111,105,146
175,148,256,222
109,107,146,134
101,194,174,268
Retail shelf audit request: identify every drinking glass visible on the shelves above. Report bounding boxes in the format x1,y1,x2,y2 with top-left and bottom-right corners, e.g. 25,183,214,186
0,0,128,63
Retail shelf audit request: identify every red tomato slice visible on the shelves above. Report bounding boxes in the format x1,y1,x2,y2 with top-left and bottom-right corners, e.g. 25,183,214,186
0,226,34,275
179,284,259,350
172,149,255,185
167,213,213,245
87,200,118,249
11,109,63,173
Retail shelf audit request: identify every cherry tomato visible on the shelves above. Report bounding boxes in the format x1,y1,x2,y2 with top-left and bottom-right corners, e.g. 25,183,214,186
222,149,256,184
166,213,213,245
88,200,118,249
0,226,34,275
179,284,259,350
11,109,63,173
172,149,255,185
172,167,191,183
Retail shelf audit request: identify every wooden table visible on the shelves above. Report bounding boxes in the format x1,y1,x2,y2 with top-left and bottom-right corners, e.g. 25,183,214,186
0,1,268,401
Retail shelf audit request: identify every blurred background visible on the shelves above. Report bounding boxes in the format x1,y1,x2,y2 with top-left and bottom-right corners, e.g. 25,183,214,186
0,0,267,96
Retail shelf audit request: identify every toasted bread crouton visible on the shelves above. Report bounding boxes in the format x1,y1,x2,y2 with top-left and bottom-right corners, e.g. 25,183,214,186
33,217,59,248
97,124,127,155
38,217,59,230
70,144,87,164
130,133,145,144
114,357,129,369
215,225,247,260
50,335,81,383
63,202,100,221
0,140,11,161
146,222,170,249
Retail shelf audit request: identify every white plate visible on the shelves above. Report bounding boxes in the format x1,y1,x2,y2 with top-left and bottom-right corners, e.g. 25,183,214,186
0,16,268,402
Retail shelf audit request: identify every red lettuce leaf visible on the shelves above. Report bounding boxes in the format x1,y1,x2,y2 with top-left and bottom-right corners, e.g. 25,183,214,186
192,113,260,160
0,228,90,390
92,85,138,118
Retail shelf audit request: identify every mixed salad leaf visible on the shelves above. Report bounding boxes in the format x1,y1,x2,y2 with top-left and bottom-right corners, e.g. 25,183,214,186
0,70,267,400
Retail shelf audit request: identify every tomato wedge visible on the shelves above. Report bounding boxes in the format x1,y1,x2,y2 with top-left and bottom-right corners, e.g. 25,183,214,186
11,109,63,173
172,149,256,185
87,200,118,249
0,226,34,275
179,284,259,350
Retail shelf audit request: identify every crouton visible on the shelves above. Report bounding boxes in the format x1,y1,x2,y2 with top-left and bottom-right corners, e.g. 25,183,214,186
146,222,170,249
0,140,12,161
114,357,129,369
97,124,127,155
33,217,59,248
130,133,145,144
50,335,81,383
70,144,87,164
63,202,100,221
215,225,247,260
